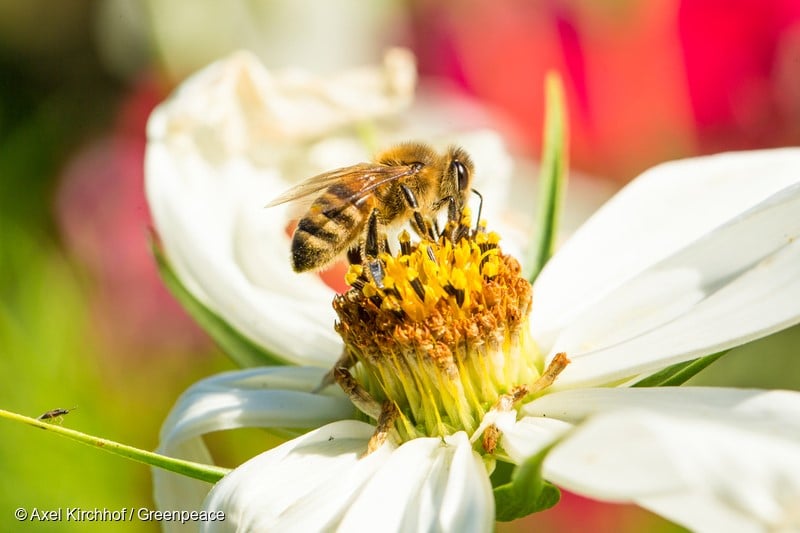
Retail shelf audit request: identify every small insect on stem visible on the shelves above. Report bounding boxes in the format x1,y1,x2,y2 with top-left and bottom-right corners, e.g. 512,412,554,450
37,406,77,424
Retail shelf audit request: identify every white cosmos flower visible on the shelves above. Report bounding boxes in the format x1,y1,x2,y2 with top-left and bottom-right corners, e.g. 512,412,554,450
147,52,800,532
146,49,521,370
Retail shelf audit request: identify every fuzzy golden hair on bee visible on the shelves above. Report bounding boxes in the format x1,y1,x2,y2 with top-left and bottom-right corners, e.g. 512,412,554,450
266,142,475,273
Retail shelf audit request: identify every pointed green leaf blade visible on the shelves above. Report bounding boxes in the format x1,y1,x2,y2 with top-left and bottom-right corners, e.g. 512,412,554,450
493,447,561,522
632,351,728,387
526,71,569,283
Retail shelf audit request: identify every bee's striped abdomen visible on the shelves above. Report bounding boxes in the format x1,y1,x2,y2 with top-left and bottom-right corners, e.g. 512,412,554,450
290,185,366,272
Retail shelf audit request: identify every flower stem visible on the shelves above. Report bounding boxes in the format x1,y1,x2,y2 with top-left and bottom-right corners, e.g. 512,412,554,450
0,408,228,484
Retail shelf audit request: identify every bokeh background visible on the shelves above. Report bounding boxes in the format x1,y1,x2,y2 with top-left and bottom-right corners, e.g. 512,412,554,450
2,1,799,531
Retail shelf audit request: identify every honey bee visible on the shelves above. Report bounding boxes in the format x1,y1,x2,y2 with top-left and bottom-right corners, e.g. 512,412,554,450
267,142,475,274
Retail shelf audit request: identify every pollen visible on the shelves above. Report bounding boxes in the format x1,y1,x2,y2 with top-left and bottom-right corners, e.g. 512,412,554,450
332,211,553,448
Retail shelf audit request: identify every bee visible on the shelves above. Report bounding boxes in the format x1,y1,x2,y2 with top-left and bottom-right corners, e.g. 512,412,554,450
267,142,475,276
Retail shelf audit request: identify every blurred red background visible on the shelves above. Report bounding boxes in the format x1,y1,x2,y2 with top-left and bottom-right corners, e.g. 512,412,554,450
411,0,800,179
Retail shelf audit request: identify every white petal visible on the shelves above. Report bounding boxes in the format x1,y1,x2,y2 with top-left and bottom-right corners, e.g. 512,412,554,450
147,125,340,366
532,148,800,351
547,182,800,387
153,49,416,147
202,428,493,533
339,432,494,533
499,416,573,465
271,47,416,140
524,387,800,438
159,367,354,446
542,400,800,533
146,50,420,366
438,433,496,533
154,367,355,527
145,49,528,368
201,420,388,532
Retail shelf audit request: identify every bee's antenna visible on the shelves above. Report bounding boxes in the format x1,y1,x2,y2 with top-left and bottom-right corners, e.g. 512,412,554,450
471,188,484,232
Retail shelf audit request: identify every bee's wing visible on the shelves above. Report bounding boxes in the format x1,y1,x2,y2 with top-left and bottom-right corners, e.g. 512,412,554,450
266,163,418,210
265,163,373,207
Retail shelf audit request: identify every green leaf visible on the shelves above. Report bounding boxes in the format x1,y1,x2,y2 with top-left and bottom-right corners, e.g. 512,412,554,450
493,447,561,522
632,351,728,387
151,236,287,368
526,72,569,283
0,408,228,484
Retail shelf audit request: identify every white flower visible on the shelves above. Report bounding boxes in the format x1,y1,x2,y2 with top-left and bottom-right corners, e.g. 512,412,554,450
146,49,521,369
147,52,800,532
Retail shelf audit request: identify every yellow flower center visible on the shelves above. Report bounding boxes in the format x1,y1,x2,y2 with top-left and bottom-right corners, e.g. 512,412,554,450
332,211,562,451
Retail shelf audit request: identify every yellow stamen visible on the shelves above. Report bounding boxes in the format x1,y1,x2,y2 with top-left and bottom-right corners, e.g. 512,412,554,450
332,212,556,447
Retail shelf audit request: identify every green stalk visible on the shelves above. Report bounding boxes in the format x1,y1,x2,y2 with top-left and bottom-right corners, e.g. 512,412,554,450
0,408,228,483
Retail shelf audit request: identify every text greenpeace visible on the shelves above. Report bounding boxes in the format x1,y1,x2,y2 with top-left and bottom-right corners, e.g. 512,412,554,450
139,509,226,524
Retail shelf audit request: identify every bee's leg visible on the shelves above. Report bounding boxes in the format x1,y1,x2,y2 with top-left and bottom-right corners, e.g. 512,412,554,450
312,349,354,393
441,196,469,243
400,184,435,240
363,208,386,288
446,196,459,241
446,195,459,223
433,218,442,239
367,401,399,454
471,188,484,234
334,367,399,455
333,367,382,420
333,367,400,456
478,352,570,454
346,245,363,265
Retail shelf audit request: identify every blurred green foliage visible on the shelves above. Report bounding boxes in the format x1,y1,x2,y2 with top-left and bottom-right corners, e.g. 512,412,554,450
0,43,118,236
0,19,130,527
0,230,241,532
1,228,150,532
0,23,232,529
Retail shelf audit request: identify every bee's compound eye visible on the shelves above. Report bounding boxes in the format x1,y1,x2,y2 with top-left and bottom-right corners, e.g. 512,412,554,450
453,161,469,191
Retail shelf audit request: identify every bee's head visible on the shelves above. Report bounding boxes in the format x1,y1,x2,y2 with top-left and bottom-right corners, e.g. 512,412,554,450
443,146,474,208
